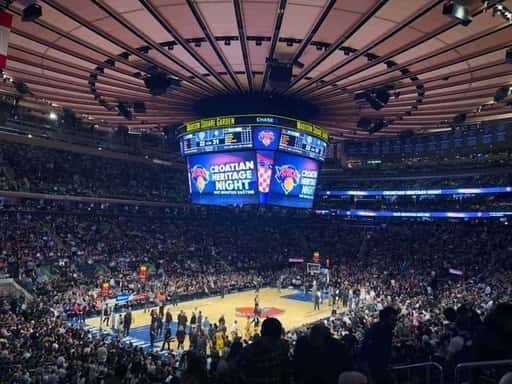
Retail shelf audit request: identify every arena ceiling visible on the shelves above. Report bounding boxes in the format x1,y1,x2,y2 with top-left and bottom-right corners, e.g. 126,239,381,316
4,0,512,140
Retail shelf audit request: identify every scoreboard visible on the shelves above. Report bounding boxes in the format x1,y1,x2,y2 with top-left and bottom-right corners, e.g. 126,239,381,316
279,129,327,161
178,114,328,208
178,115,328,161
181,126,252,155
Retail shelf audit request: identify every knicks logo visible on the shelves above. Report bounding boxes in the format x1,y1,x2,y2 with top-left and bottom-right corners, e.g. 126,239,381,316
235,307,284,318
190,165,209,193
258,130,275,147
275,165,300,194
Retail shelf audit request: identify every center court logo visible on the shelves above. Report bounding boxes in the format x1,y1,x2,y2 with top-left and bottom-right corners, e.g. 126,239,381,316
275,165,300,194
235,306,284,318
257,130,275,147
190,164,209,193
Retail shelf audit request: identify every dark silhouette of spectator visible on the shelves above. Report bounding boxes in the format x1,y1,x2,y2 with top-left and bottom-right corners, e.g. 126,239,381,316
472,303,512,382
123,309,132,336
293,323,353,384
239,317,290,384
360,306,399,384
341,327,358,360
181,352,208,384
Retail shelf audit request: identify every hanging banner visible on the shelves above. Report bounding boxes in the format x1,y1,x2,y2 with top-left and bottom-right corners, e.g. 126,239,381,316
0,11,12,69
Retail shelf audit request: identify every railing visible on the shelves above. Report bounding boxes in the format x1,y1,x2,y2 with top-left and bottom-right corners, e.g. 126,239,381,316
454,359,512,384
391,362,444,384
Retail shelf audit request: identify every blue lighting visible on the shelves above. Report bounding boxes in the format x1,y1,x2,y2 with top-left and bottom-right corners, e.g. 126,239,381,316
319,186,512,197
314,209,512,219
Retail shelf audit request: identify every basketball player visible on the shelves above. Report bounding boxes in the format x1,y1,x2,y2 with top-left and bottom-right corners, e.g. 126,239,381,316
102,304,110,327
245,315,252,340
254,293,260,316
215,327,225,354
251,314,261,335
231,320,239,340
314,290,321,311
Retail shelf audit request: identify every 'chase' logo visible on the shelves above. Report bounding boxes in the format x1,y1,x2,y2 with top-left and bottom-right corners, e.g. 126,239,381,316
275,165,300,194
258,130,275,147
190,165,209,193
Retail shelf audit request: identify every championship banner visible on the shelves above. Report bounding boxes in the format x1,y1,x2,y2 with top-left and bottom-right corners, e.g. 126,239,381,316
0,11,12,70
138,265,149,282
100,282,110,297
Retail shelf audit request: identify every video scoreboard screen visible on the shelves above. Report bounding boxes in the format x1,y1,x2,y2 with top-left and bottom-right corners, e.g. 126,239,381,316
181,126,252,155
179,115,327,208
279,129,327,161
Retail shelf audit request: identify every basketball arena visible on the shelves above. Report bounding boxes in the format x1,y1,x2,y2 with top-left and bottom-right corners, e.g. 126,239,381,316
1,1,512,384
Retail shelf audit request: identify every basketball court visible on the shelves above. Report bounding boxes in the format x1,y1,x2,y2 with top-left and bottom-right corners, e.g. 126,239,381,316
85,288,333,351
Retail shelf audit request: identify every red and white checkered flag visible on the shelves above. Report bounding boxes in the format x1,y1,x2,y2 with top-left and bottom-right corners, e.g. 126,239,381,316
0,11,12,70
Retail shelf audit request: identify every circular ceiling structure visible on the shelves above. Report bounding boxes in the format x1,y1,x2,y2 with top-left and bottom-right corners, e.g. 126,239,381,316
4,0,512,140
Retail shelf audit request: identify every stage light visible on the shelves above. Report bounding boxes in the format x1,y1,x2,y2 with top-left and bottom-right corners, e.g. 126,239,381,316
267,61,292,91
443,1,472,26
494,85,512,102
144,72,181,96
453,113,466,125
354,87,390,111
506,48,512,64
357,118,387,134
117,102,132,120
133,101,146,113
49,111,58,120
22,2,42,22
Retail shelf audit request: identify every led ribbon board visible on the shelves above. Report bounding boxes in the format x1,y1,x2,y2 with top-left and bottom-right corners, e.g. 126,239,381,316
318,186,512,196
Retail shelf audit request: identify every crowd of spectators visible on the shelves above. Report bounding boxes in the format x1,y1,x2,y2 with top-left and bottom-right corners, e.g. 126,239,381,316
0,137,511,383
0,142,186,202
1,139,512,208
0,199,511,383
319,171,512,191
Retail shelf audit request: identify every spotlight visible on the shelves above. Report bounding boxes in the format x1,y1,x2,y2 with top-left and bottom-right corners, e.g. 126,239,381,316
354,87,390,111
495,85,512,102
117,102,133,120
22,2,42,22
49,111,58,120
133,101,146,113
443,1,472,26
506,48,512,64
453,113,466,125
267,61,292,91
357,118,387,134
144,72,181,96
